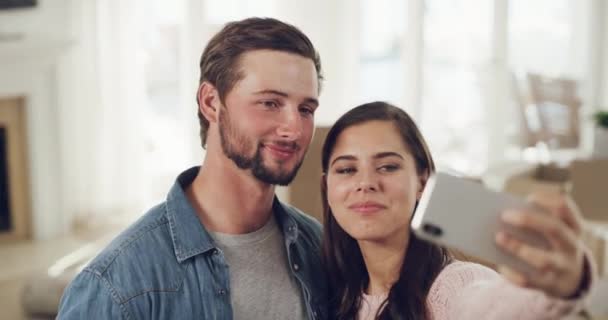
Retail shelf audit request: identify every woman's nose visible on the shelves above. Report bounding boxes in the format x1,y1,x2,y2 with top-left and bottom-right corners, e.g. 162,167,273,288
356,172,379,192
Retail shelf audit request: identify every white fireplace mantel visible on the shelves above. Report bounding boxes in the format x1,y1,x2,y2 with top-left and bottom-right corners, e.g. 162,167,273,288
0,35,75,240
0,33,73,63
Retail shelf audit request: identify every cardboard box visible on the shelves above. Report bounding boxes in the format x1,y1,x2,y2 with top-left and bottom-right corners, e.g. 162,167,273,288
502,160,608,223
503,163,569,197
570,160,608,222
287,127,330,223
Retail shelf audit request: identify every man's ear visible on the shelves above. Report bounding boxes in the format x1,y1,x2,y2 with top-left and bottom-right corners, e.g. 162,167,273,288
197,82,221,123
417,171,430,200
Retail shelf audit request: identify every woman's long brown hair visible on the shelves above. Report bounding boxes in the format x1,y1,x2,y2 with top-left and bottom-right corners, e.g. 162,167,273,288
321,101,452,319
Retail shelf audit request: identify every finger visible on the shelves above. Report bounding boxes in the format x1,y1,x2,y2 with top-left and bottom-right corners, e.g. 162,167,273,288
561,196,583,236
501,209,578,252
521,267,561,296
527,192,583,236
495,231,561,272
498,262,566,297
497,265,528,288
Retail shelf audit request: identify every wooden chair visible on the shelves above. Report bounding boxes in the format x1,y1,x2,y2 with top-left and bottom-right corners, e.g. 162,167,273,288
525,73,582,149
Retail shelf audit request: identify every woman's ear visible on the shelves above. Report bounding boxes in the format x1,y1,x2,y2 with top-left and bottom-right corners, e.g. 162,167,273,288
320,173,327,192
321,173,330,202
417,171,430,200
197,82,221,123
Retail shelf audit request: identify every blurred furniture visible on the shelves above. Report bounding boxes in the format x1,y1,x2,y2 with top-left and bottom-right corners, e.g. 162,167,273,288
21,234,114,319
0,97,31,243
517,73,582,150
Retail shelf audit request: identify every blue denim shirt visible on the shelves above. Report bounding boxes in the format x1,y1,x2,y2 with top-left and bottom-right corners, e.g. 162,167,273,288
57,167,328,319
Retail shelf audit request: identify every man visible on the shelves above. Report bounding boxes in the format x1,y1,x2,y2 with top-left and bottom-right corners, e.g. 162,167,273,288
58,17,327,320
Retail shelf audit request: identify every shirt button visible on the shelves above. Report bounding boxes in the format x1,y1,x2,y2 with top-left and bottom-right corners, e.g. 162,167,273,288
288,226,295,232
293,263,300,271
218,289,226,295
212,249,219,255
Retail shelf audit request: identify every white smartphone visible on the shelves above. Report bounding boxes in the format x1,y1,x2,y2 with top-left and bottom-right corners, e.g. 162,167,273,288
411,171,549,274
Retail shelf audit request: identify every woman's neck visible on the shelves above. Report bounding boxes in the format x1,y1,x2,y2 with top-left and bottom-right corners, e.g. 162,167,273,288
358,231,409,296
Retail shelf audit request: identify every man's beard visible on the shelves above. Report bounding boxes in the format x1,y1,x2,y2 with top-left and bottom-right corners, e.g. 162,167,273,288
218,109,305,186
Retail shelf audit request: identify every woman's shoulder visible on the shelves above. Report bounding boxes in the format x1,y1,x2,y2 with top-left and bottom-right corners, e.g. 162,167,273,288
426,261,504,319
434,260,499,286
427,260,500,305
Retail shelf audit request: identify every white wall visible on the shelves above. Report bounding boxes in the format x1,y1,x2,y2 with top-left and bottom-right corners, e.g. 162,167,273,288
600,1,608,110
274,0,360,127
0,0,70,37
0,0,107,239
0,0,76,239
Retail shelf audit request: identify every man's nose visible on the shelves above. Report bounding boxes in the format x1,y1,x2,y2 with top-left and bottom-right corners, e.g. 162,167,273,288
277,107,303,140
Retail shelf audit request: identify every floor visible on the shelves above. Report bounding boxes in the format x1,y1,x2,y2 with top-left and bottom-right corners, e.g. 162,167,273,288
0,228,120,320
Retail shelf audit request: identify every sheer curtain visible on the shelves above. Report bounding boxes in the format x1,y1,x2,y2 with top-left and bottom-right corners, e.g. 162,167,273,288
60,0,598,228
357,0,594,177
61,0,199,227
61,0,355,226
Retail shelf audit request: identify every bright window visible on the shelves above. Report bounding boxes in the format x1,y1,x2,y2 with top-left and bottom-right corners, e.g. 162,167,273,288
509,0,574,77
359,0,585,176
420,0,493,175
359,0,407,104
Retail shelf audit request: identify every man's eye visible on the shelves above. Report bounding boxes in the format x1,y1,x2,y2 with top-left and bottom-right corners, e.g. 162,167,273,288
299,107,313,115
261,100,278,108
299,106,315,116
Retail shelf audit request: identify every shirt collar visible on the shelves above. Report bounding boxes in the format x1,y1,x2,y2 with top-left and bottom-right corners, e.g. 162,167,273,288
165,166,301,262
166,166,216,262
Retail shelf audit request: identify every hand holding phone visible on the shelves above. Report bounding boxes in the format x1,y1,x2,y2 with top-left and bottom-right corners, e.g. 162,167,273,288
411,172,587,298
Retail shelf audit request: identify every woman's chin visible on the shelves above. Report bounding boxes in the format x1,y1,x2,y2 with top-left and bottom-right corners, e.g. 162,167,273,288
343,223,409,244
346,228,392,243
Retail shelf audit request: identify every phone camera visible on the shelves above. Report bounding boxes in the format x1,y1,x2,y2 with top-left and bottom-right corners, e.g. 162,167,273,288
422,223,443,237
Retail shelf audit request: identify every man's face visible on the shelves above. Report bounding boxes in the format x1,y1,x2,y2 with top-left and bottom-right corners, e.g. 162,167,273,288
218,50,319,186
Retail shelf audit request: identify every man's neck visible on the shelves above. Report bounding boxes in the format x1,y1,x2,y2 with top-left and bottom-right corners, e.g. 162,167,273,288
186,153,276,234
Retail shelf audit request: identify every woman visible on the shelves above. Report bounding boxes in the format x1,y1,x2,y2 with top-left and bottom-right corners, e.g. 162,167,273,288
321,101,593,319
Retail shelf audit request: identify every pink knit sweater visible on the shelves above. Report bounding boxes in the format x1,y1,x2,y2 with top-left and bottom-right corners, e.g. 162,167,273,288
358,261,588,320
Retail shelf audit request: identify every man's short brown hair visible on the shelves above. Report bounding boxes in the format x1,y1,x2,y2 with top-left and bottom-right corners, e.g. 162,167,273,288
197,17,323,148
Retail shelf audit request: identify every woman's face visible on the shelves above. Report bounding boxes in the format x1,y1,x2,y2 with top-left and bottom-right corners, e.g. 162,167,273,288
326,120,426,243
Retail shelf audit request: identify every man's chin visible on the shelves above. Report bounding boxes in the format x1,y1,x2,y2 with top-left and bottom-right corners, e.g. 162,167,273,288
262,156,301,172
252,166,299,186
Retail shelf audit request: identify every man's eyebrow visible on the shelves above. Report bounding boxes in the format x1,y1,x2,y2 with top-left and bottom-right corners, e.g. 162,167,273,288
253,89,288,97
303,97,319,107
253,90,318,107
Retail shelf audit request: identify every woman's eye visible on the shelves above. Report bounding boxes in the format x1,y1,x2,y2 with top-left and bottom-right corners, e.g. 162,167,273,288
335,167,356,175
378,164,400,172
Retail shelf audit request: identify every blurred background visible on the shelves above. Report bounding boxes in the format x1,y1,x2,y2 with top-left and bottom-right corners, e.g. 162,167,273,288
0,0,607,319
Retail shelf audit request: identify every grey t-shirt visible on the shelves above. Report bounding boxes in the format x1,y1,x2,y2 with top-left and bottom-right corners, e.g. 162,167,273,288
211,213,306,320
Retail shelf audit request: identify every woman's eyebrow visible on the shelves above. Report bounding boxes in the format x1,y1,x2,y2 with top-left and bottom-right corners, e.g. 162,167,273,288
330,155,357,167
373,151,404,160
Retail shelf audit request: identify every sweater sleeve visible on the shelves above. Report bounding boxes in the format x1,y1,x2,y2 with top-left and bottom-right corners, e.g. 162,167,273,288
426,259,593,320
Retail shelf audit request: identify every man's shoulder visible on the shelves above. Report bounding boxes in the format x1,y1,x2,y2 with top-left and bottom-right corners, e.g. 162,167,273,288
72,202,188,303
85,203,177,276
